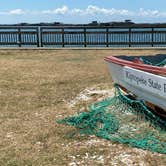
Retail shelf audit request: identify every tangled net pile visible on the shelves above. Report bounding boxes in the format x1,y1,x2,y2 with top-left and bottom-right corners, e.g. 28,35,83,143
57,84,166,154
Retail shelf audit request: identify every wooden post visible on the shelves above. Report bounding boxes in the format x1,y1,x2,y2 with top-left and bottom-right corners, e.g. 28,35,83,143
62,28,64,47
18,27,21,47
40,27,43,47
129,27,131,47
106,28,109,47
151,27,154,47
36,27,40,47
84,28,87,47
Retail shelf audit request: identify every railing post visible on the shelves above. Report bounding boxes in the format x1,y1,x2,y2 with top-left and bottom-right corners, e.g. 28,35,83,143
40,27,43,47
18,27,21,47
129,27,131,47
62,28,65,47
106,28,109,47
84,28,87,47
36,27,40,47
151,27,154,47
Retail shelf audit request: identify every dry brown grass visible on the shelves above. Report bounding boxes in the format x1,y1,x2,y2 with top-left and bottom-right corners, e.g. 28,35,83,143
0,49,165,166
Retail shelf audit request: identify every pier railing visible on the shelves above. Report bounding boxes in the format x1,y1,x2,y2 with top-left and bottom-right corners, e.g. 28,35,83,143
1,25,166,47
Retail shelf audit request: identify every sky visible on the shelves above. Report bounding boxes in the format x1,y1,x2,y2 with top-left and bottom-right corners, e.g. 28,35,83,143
0,0,166,24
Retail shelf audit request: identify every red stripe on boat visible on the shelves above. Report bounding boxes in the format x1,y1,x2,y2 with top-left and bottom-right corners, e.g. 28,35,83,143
104,56,166,75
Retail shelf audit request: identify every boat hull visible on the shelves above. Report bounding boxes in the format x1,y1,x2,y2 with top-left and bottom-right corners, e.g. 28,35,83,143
106,62,166,111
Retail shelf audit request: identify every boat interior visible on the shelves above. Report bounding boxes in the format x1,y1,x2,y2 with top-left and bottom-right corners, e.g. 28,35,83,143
116,54,166,66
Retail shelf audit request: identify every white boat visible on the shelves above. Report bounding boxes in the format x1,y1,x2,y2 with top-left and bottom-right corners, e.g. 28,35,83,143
105,54,166,117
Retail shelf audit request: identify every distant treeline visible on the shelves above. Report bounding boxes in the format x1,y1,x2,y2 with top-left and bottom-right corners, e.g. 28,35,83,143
1,20,166,27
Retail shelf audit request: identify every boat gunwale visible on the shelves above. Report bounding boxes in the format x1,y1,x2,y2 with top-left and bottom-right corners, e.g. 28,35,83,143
104,56,166,75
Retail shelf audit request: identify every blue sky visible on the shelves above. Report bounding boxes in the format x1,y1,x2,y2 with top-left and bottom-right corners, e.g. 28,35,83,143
0,0,166,24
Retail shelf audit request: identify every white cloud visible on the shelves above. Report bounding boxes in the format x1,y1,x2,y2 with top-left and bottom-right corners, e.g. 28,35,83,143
71,8,83,15
138,8,159,17
42,6,69,15
9,9,25,15
83,5,133,16
70,6,133,16
0,6,166,18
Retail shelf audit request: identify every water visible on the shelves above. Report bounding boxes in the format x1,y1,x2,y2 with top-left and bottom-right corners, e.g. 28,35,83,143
0,26,166,47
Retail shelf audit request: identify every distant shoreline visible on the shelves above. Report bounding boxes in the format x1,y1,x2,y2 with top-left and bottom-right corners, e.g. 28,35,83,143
1,21,166,27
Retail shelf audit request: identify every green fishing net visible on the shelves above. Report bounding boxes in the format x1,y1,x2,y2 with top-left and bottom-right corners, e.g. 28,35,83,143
57,84,166,154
